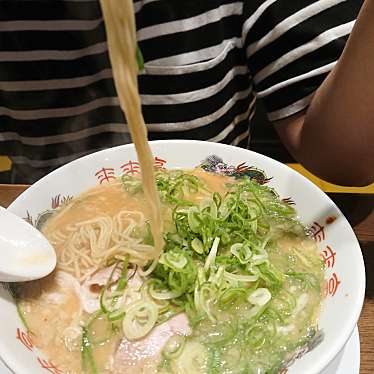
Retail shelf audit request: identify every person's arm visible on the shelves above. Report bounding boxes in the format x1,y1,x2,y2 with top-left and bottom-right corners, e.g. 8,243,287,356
274,0,374,186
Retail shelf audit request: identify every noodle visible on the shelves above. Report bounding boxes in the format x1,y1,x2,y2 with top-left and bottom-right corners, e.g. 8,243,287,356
99,0,164,263
50,208,154,281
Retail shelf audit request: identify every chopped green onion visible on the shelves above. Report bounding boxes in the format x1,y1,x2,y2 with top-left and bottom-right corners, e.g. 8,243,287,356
149,280,183,300
230,243,252,264
162,335,186,359
116,257,129,291
245,323,267,349
271,290,297,319
122,301,158,341
81,327,98,374
204,321,237,345
213,192,222,208
224,271,258,283
85,310,103,329
247,288,272,306
107,309,125,322
136,44,144,72
191,237,204,254
208,265,225,287
121,174,142,194
161,251,188,270
197,267,207,286
16,301,32,333
188,209,201,233
218,287,247,309
251,253,269,265
208,201,218,219
204,237,220,272
195,283,217,322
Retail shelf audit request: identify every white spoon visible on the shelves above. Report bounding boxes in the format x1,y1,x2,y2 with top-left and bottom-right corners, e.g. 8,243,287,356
0,206,56,282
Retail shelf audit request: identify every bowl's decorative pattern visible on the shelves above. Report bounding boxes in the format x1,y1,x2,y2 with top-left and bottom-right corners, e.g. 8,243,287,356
95,155,167,184
24,194,73,231
199,155,272,184
15,329,62,374
309,220,341,298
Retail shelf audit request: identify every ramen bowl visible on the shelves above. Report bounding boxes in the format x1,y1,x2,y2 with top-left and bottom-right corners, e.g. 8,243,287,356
0,140,365,374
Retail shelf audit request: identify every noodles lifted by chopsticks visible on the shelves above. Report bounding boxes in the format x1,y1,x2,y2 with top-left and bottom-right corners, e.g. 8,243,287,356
100,0,164,267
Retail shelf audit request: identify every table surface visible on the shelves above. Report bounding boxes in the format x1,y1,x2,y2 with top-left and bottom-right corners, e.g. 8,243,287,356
0,184,373,374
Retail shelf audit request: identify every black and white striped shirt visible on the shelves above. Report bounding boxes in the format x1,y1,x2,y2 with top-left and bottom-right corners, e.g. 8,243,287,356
0,0,363,183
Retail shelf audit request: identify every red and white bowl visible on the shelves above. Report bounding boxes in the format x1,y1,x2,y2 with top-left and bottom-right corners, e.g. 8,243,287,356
0,140,365,374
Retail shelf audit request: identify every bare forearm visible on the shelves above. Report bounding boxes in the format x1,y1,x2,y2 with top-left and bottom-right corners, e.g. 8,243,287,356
278,0,374,186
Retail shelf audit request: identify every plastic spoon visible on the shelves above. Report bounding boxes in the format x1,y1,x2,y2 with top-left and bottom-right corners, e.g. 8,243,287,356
0,206,56,282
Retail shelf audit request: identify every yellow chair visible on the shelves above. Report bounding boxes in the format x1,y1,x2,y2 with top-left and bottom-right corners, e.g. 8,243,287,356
0,156,11,173
286,163,374,194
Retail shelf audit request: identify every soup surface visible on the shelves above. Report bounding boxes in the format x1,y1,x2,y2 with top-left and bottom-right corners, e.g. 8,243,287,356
16,169,324,374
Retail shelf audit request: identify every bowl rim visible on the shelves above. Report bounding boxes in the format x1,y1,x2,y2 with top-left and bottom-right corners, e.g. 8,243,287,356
3,140,366,374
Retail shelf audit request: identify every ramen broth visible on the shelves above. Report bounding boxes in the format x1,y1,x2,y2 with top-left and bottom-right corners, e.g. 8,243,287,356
17,170,324,374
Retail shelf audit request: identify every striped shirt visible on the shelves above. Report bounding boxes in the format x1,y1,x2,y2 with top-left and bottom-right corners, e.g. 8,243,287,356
0,0,363,183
